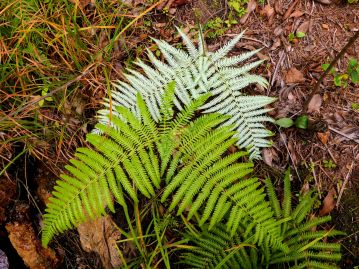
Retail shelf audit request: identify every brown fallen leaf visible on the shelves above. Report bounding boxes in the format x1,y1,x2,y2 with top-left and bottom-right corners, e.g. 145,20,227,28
243,45,269,61
317,130,330,145
283,0,299,20
319,188,336,216
262,148,273,167
285,67,305,84
261,4,275,25
315,0,332,4
270,38,281,50
297,20,310,34
307,94,323,113
240,0,257,24
289,10,304,18
274,1,283,15
78,216,122,269
6,222,60,269
322,24,329,30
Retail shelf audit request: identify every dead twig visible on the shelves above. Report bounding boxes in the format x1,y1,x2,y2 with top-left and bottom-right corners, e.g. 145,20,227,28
271,50,286,87
310,158,322,199
336,161,355,208
329,126,359,144
304,30,359,112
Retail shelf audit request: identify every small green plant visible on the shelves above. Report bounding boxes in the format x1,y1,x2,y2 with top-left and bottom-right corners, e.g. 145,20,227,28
204,17,238,39
323,159,337,169
275,115,308,129
228,0,248,17
322,58,359,87
351,102,359,110
288,31,306,43
347,0,358,3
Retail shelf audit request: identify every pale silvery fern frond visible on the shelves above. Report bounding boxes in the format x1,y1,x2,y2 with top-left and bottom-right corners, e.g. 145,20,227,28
96,28,275,159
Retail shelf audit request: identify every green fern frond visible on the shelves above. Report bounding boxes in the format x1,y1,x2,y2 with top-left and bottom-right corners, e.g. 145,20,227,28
181,224,257,269
182,170,343,268
42,84,280,252
97,28,275,159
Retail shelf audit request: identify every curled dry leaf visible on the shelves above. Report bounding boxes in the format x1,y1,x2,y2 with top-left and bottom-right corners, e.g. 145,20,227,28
285,67,305,84
319,188,336,216
307,94,323,113
317,130,330,145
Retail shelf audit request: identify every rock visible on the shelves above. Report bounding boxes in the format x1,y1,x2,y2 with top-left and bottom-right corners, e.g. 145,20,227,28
0,249,9,269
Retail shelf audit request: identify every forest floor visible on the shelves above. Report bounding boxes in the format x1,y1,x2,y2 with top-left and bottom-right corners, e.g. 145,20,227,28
0,0,359,268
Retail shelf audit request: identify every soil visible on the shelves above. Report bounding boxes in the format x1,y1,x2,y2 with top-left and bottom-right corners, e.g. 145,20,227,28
1,0,359,268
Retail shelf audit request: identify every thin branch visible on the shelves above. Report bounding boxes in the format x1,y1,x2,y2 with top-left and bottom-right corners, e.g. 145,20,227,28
304,30,359,111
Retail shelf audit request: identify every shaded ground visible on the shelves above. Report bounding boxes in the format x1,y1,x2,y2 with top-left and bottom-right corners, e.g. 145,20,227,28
0,0,358,268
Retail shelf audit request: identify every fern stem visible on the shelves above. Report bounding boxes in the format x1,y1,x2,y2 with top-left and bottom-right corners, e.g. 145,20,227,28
123,204,147,261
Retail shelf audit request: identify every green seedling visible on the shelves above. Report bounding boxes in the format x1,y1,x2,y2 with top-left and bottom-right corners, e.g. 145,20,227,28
288,31,306,42
204,17,237,39
323,159,337,169
351,103,359,110
228,0,248,17
322,57,359,87
275,115,308,129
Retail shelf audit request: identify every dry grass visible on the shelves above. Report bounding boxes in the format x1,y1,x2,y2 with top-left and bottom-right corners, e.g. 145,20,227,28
0,0,160,174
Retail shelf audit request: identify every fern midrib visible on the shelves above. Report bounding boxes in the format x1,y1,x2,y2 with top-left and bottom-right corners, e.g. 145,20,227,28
209,175,278,242
210,67,259,153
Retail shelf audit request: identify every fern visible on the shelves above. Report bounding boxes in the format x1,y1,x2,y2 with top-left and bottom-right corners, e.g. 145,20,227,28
96,28,275,159
182,169,343,268
42,83,281,250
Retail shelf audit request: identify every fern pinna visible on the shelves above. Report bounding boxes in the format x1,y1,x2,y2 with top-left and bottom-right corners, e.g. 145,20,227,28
41,82,282,251
96,28,275,159
182,169,343,269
